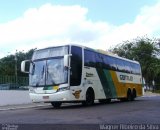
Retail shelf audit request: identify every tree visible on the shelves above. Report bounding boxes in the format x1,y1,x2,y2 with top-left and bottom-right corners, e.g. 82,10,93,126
110,37,160,87
0,49,35,77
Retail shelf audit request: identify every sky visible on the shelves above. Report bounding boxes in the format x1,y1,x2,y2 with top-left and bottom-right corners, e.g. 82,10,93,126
0,0,160,58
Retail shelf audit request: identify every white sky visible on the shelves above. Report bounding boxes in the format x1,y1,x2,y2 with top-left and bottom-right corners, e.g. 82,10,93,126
0,1,160,58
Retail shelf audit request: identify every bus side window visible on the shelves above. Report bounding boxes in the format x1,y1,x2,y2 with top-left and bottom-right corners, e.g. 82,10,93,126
135,64,141,75
84,50,96,67
70,46,82,86
116,59,126,72
108,56,117,71
103,55,110,70
124,61,131,73
95,53,103,68
130,63,137,74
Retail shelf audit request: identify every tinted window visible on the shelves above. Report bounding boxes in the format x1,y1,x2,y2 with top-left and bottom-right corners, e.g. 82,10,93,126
84,50,106,68
84,50,96,67
84,49,139,74
70,46,82,86
124,61,131,73
135,64,141,74
107,56,117,71
130,63,141,75
116,59,125,72
102,55,110,69
95,53,103,68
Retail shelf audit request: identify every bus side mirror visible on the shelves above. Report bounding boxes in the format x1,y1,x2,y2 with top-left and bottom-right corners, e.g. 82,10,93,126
64,54,72,69
21,60,30,73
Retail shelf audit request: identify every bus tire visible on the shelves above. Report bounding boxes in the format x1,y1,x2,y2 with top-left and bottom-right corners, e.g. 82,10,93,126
127,89,132,101
51,102,62,108
131,89,137,101
99,99,111,104
82,88,95,106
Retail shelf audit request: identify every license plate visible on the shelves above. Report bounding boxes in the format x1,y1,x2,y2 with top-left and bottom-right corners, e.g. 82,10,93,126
43,96,49,99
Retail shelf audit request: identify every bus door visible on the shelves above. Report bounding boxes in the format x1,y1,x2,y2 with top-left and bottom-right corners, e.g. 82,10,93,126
70,46,83,100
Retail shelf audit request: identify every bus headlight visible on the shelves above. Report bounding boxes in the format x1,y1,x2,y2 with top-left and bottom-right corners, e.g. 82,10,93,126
57,86,70,92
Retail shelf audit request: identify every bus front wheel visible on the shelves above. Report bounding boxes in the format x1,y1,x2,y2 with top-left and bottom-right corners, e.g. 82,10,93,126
82,88,95,106
51,102,62,108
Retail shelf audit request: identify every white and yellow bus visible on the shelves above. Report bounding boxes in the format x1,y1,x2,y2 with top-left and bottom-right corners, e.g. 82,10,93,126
21,44,143,108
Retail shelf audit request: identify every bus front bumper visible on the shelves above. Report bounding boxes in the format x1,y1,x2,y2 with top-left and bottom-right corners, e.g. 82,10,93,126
29,90,73,103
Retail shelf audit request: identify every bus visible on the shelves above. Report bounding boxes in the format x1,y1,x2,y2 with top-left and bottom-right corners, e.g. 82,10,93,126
21,44,143,108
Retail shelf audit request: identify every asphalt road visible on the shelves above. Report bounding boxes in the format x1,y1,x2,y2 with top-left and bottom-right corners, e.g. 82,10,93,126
0,96,160,130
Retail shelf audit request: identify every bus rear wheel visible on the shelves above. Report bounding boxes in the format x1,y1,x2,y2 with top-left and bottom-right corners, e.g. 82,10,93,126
51,102,62,108
82,88,95,106
131,89,137,101
127,89,132,101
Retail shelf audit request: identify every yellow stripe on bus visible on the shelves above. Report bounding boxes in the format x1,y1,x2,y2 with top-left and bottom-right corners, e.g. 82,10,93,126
109,70,143,98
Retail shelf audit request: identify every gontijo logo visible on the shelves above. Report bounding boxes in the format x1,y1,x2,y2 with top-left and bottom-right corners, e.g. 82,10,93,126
120,75,133,81
117,72,141,84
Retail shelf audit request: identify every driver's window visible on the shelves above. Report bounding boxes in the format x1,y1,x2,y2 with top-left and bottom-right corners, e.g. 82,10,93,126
70,46,82,86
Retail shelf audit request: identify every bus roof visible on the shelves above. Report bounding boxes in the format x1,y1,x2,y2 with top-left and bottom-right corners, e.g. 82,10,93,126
35,43,140,64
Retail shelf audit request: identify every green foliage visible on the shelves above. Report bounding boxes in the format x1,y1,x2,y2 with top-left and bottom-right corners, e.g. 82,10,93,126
110,37,160,86
0,49,35,77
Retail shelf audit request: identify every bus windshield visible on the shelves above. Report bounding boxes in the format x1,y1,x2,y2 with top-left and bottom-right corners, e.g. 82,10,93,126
30,57,68,87
29,46,69,87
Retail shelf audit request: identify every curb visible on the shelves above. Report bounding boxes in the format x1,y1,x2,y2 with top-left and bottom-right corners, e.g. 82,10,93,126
0,103,51,111
143,92,160,97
